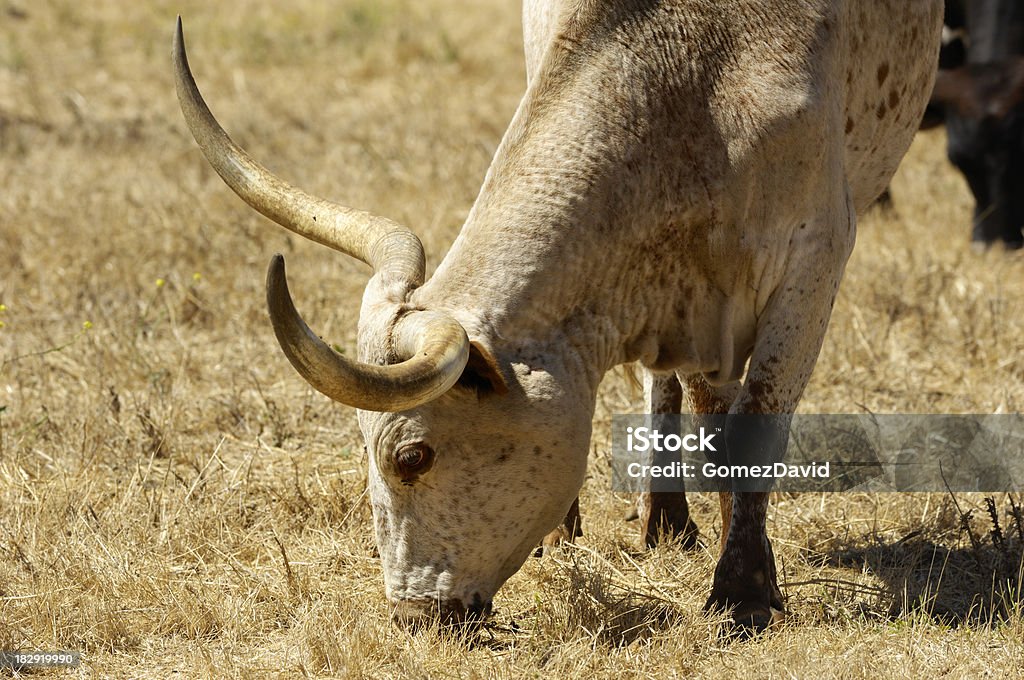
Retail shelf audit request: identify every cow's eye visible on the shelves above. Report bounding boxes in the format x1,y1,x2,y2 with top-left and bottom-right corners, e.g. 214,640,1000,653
395,444,435,479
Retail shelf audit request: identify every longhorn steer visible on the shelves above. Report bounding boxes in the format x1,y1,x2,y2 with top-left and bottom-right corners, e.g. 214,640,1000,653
173,1,942,631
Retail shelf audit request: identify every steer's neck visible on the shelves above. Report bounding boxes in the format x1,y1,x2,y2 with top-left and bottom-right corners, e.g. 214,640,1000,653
414,77,685,395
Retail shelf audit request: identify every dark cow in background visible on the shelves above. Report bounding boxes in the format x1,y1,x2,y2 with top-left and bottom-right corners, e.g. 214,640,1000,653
928,0,1024,249
940,0,967,69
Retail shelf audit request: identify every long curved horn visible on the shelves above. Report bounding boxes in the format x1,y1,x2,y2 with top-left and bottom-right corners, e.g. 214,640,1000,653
173,17,470,411
267,255,469,411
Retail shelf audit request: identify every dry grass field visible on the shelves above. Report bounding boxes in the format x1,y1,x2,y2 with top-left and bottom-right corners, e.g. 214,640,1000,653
2,1,1024,677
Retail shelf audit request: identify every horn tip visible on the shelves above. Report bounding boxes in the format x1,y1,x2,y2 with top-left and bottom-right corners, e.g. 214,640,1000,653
173,16,186,66
267,254,288,292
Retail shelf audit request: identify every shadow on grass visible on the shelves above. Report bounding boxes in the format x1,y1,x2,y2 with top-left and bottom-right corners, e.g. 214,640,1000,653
818,496,1024,626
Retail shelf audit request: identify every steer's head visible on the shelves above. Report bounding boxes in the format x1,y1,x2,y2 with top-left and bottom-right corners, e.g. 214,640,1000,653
173,19,590,623
929,59,1024,249
355,345,591,624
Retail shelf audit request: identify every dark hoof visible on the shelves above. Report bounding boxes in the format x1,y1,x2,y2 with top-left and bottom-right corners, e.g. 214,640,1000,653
704,589,785,635
704,565,785,635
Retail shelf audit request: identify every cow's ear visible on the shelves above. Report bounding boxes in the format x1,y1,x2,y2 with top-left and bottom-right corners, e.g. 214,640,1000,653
458,341,509,396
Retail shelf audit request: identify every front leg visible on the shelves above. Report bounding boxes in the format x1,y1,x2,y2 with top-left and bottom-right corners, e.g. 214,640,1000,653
705,194,855,631
638,369,699,548
706,491,785,631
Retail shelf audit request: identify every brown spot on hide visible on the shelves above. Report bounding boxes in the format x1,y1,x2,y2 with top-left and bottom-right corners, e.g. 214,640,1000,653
744,378,776,412
877,62,890,85
685,375,732,415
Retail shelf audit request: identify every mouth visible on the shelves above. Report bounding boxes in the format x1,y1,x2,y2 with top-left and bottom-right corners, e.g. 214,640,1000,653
390,594,494,630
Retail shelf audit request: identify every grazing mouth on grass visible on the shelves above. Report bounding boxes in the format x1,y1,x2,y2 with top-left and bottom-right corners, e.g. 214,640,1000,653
390,595,494,629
